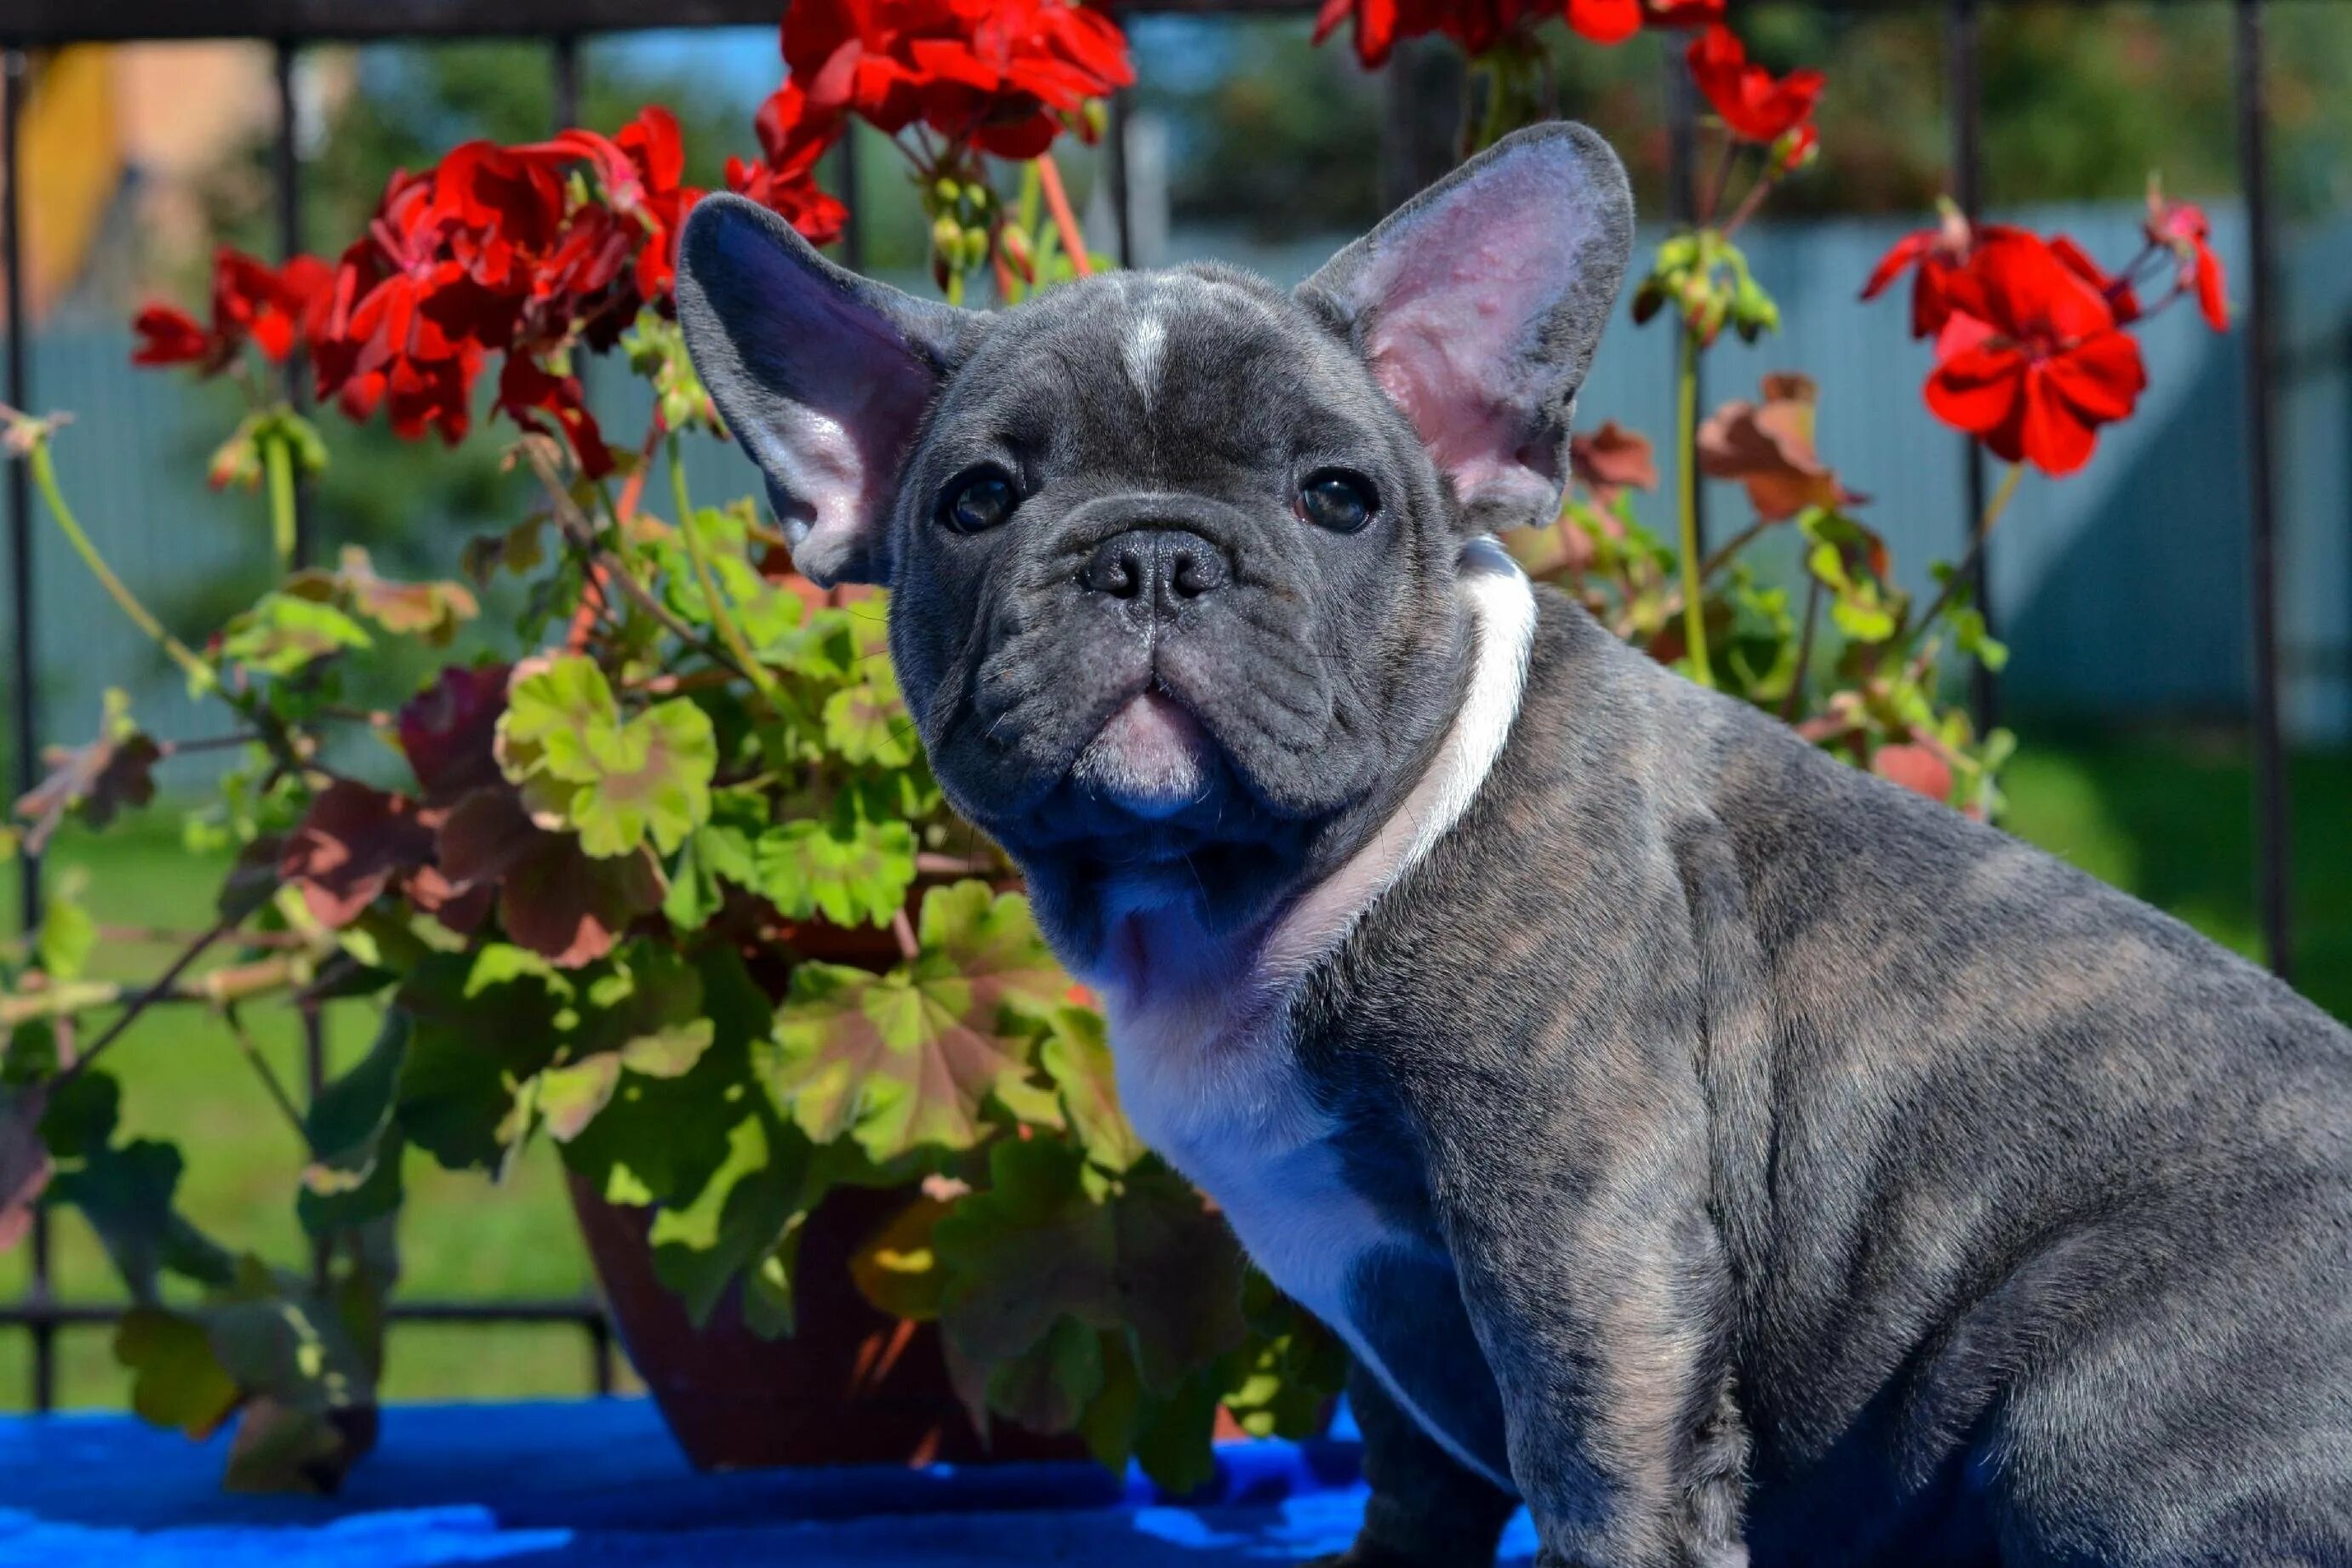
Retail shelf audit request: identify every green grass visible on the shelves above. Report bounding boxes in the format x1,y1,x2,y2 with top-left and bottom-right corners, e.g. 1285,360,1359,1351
1,730,2345,1415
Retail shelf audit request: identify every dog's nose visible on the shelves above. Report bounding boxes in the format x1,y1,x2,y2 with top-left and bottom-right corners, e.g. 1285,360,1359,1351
1079,528,1230,613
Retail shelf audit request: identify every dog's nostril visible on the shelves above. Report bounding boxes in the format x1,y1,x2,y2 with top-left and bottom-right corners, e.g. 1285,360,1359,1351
1082,541,1145,599
1110,549,1145,598
1168,548,1217,600
1081,529,1228,607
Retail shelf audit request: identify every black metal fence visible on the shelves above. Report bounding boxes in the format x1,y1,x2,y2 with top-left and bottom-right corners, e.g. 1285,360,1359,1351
0,0,2302,1414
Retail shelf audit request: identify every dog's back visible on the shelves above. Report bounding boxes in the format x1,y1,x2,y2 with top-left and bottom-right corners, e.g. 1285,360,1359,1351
1333,586,2352,1566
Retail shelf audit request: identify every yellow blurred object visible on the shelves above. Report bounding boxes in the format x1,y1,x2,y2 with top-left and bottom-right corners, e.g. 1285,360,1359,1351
14,46,125,321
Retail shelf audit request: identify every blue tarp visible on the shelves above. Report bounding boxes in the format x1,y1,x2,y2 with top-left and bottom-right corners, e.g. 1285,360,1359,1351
0,1399,1541,1565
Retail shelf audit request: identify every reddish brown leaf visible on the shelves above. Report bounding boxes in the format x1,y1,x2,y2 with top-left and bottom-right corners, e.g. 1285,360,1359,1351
437,785,664,968
397,664,511,801
14,732,163,853
280,781,437,929
1697,373,1868,522
1569,419,1658,504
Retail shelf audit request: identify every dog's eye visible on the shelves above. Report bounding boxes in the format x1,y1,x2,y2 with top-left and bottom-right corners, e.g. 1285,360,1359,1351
1298,470,1377,534
938,467,1019,534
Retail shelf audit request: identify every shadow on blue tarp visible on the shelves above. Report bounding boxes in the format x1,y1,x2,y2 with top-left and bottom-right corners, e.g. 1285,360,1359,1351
0,1399,1539,1566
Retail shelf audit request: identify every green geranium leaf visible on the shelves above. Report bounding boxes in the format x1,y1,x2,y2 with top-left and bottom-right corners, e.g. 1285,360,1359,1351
1131,1369,1226,1496
500,654,622,784
34,872,96,982
536,1055,624,1143
499,658,716,859
648,1108,811,1329
219,592,372,677
50,1138,236,1299
757,881,1069,1159
664,812,758,932
933,1138,1117,1363
297,1012,408,1235
822,664,917,768
985,1315,1104,1436
751,815,916,930
915,883,1066,1017
1038,1005,1143,1170
329,545,478,645
116,1306,241,1439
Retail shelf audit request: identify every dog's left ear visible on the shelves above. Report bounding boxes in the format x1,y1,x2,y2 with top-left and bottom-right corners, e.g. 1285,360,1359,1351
1299,122,1634,534
676,193,973,587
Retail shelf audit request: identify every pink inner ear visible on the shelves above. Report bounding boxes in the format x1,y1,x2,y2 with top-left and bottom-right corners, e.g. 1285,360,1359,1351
1357,156,1593,514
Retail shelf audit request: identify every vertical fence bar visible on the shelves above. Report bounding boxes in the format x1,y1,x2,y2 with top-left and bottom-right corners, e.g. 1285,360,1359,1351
2234,0,2292,980
1106,88,1134,270
1947,0,1996,733
3,43,54,1417
274,37,333,1291
551,32,582,130
1666,47,1706,556
836,129,865,277
273,41,308,554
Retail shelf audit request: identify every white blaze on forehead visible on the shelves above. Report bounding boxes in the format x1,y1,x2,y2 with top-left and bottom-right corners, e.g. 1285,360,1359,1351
1122,311,1168,405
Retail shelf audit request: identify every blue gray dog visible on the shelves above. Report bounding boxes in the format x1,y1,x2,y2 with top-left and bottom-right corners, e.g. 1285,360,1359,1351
678,123,2352,1567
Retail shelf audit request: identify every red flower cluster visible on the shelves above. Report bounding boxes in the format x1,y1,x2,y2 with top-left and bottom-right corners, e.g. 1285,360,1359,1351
1869,196,2228,476
308,108,716,469
1686,25,1823,158
1316,0,1718,70
762,0,1133,164
133,248,331,376
136,108,851,475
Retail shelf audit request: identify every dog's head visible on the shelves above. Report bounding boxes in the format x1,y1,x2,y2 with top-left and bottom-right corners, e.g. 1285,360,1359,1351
678,123,1632,972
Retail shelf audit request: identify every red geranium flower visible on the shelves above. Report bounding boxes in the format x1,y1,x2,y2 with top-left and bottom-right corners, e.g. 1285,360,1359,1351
132,247,332,374
1686,25,1824,146
1865,211,2138,339
1923,232,2148,476
1566,0,1721,40
1319,0,1578,66
2146,187,2229,332
783,0,1132,160
535,106,705,300
728,82,851,245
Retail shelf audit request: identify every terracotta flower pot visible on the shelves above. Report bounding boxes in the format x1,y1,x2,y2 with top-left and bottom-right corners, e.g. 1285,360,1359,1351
571,1175,1089,1470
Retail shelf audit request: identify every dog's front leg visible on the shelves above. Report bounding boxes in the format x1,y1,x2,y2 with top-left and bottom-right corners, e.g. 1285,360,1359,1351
1419,1078,1749,1568
1310,1362,1520,1568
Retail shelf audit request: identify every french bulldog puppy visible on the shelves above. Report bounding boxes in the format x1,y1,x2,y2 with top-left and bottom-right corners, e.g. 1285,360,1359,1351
678,123,2352,1568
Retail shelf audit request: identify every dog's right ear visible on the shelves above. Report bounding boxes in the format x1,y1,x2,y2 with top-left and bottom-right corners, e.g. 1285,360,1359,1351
676,194,973,588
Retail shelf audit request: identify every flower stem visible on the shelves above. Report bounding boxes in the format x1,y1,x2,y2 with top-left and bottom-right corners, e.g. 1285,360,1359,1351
1035,153,1093,278
1674,328,1714,689
263,429,299,573
669,437,780,703
23,435,215,693
1904,459,2024,653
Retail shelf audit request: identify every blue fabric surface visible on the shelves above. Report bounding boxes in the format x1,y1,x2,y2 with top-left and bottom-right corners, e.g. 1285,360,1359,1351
0,1399,1539,1565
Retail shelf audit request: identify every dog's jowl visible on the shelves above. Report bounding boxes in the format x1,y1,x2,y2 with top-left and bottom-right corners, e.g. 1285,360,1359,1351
680,124,2352,1568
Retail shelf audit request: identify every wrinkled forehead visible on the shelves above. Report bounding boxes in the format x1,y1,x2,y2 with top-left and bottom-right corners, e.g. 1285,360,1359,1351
934,266,1391,465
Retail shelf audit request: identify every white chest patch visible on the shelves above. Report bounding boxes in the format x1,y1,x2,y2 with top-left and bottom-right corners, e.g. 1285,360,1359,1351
1096,540,1536,1490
